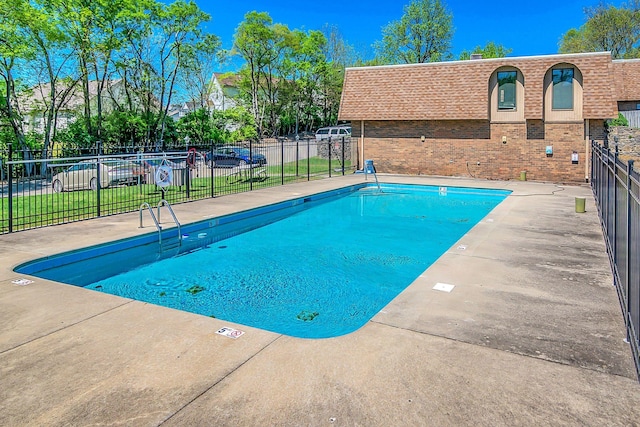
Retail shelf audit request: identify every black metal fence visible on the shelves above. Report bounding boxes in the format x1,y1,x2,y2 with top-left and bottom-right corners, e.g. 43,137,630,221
0,137,356,234
591,139,640,378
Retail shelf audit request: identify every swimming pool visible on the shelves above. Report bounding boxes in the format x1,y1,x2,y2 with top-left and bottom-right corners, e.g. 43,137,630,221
17,183,510,338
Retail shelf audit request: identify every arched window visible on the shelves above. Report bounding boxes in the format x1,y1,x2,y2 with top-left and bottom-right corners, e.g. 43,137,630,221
498,70,517,110
489,66,524,122
552,68,574,110
544,64,583,121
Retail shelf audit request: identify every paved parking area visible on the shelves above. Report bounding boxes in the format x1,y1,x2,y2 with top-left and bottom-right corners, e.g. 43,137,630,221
1,175,639,426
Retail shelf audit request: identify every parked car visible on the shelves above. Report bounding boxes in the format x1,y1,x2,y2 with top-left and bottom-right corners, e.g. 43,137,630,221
51,159,145,193
315,125,351,141
205,146,267,168
106,161,146,186
132,157,181,172
52,161,110,193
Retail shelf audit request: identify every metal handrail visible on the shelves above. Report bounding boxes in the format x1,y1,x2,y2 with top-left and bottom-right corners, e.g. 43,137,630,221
139,202,163,247
157,199,181,244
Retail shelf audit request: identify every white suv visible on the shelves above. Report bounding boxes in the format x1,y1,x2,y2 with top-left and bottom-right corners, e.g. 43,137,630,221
315,126,351,141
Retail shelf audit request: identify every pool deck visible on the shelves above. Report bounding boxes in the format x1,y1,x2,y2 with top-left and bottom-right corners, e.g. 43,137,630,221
1,175,639,426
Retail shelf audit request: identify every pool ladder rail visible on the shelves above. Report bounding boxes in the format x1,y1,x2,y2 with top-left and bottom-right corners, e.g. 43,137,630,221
364,161,382,192
139,200,182,252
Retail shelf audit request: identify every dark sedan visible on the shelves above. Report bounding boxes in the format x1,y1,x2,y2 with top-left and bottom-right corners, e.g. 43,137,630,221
206,146,267,168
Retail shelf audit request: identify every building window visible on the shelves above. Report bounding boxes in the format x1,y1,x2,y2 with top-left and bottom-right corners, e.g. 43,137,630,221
552,68,574,110
497,71,516,110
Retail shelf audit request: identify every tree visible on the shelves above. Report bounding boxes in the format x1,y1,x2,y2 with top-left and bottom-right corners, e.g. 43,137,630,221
8,0,80,158
559,1,640,59
179,34,225,110
321,24,358,67
114,0,212,150
177,108,216,144
211,107,257,143
0,0,31,152
233,11,274,137
374,0,454,64
281,29,329,135
155,1,211,147
234,12,346,136
234,11,297,138
459,42,512,60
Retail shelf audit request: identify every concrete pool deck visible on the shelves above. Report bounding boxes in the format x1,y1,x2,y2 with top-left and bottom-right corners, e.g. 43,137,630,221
1,175,639,426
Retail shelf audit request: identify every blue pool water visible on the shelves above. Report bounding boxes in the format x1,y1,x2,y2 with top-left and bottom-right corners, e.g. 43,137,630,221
17,184,510,338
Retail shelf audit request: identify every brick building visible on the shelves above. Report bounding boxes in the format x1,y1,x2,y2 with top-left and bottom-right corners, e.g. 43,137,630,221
338,52,640,182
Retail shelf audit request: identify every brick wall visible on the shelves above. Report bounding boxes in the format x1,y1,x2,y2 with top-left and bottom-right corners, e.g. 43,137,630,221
354,120,605,182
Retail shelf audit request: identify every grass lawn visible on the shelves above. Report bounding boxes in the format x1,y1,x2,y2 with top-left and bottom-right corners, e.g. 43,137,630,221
1,158,353,233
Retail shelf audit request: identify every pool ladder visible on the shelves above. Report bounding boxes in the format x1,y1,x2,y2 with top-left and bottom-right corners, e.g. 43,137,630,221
139,200,182,252
364,161,382,192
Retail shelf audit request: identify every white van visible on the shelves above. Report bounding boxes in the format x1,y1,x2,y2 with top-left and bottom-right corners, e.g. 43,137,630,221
315,126,351,141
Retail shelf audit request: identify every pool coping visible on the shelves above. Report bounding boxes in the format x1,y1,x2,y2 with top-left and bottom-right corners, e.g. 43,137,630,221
1,174,640,425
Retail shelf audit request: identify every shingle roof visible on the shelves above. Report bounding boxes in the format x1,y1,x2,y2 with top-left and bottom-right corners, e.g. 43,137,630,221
19,80,123,112
613,59,640,102
338,52,619,121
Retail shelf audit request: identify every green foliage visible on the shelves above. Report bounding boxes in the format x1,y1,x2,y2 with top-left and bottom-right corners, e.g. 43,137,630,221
459,42,512,60
177,108,218,144
0,126,14,152
51,110,179,155
0,0,215,155
211,107,258,143
233,11,339,137
559,2,640,59
51,118,95,157
3,0,348,151
607,112,629,127
176,106,257,145
102,110,151,150
374,0,454,64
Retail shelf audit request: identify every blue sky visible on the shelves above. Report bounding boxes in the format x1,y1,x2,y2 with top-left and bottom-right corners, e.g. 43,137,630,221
198,0,610,69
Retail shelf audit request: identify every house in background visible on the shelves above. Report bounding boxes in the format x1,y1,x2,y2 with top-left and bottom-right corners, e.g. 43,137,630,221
167,101,198,121
20,80,127,134
209,72,240,111
338,52,640,182
168,72,240,121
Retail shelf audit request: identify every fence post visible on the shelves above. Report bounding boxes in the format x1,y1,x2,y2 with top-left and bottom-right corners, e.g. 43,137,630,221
96,141,102,217
8,143,13,233
249,139,254,192
280,138,284,186
210,141,215,198
328,137,332,178
590,140,595,196
613,144,618,268
295,138,299,177
341,136,345,175
626,160,634,339
604,141,610,245
307,138,310,181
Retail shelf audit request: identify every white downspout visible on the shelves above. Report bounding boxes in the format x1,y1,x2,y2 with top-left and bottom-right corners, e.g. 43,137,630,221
360,120,365,170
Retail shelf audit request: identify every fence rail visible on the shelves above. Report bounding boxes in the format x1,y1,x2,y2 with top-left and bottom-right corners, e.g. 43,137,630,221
591,139,640,379
0,137,356,234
